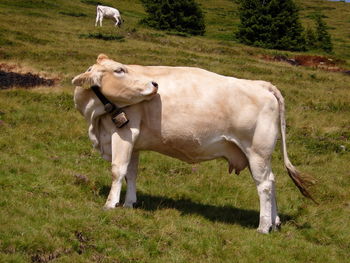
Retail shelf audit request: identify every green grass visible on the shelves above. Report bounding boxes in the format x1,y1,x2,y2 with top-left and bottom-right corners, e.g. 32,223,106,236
0,0,350,262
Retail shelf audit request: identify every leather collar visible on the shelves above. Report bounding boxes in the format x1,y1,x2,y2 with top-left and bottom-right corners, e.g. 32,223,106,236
90,85,129,128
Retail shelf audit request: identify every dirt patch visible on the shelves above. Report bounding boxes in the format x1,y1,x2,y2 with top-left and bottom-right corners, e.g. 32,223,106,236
0,63,58,89
74,230,96,255
31,248,72,263
260,54,350,74
294,55,345,72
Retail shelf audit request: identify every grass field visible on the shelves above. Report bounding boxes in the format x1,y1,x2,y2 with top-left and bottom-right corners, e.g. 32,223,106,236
0,0,349,262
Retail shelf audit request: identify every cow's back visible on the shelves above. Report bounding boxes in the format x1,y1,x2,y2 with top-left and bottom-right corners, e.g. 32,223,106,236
97,5,120,17
134,65,277,135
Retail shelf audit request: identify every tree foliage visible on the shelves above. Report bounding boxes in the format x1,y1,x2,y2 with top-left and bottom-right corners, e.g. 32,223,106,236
236,0,306,51
304,14,333,53
305,27,317,50
315,14,333,53
140,0,205,36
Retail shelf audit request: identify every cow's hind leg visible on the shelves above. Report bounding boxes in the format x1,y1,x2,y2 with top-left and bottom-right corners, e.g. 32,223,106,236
247,101,281,233
95,13,99,26
248,154,280,233
95,11,101,26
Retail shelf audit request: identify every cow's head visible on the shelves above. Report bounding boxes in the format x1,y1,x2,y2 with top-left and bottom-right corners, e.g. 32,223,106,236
72,54,158,106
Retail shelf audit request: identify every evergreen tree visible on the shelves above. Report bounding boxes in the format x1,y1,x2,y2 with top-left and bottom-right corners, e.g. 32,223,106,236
315,14,333,53
305,27,317,50
140,0,205,36
236,0,306,51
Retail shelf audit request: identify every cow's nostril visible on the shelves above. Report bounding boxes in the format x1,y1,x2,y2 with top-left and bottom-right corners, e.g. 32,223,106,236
152,81,158,88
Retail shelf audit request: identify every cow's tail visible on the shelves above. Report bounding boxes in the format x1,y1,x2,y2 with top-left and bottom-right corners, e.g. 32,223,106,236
96,5,102,14
269,85,317,203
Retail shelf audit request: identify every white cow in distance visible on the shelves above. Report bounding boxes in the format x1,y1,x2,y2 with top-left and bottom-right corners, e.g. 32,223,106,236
72,54,315,234
95,5,122,27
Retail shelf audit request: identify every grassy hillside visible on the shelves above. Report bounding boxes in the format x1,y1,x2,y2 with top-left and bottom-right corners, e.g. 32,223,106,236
0,0,349,262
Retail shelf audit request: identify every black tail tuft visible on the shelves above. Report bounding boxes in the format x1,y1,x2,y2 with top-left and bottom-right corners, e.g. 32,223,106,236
286,166,318,204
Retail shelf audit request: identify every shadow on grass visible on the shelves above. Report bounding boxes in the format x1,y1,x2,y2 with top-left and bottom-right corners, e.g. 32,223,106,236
137,192,260,228
79,33,125,42
99,186,292,229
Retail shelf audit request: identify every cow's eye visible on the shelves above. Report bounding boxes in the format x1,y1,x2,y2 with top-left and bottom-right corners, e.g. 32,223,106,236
87,66,92,72
114,68,125,74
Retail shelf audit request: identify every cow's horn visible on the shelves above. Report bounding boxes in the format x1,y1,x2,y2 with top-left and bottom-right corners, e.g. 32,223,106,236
97,54,109,63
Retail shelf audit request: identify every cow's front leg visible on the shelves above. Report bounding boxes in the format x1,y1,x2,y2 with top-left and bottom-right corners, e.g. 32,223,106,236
104,127,139,209
124,152,139,208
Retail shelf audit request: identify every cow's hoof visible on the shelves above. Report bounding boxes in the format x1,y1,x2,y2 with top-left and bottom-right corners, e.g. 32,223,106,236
257,227,270,234
270,216,282,232
271,221,281,232
257,217,273,234
270,224,281,232
123,201,136,208
257,223,281,234
123,202,135,208
103,203,119,210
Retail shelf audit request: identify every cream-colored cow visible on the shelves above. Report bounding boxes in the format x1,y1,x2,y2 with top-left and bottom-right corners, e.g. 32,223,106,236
95,5,122,27
72,54,314,234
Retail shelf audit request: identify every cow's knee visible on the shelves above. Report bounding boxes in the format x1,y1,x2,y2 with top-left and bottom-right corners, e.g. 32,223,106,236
104,164,128,209
111,164,128,181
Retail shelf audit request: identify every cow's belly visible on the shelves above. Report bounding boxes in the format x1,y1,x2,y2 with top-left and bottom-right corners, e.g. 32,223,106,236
135,132,248,174
140,136,213,163
104,14,116,19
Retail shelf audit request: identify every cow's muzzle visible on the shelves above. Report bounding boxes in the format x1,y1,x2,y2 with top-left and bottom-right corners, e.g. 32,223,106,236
141,81,158,96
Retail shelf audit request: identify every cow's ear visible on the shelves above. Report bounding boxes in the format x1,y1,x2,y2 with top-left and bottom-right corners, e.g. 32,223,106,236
97,53,109,64
72,72,94,87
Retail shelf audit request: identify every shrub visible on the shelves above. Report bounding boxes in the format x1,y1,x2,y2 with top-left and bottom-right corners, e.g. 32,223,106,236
80,0,103,5
236,0,306,51
140,0,205,36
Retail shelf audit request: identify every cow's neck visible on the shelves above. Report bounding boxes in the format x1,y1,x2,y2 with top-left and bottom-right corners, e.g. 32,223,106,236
90,85,129,128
